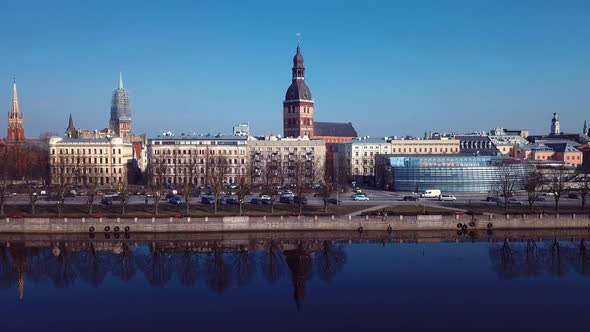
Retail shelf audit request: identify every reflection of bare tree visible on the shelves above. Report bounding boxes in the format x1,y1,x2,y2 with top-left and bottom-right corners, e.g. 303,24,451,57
259,241,285,285
53,243,76,288
548,239,568,277
78,243,107,287
284,243,312,310
175,247,200,287
206,244,231,293
140,245,173,288
489,239,516,279
315,241,347,283
232,246,257,287
112,243,137,282
523,240,542,277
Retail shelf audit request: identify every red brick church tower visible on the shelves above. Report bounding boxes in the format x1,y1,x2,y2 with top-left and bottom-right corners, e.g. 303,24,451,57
283,44,314,138
7,79,25,143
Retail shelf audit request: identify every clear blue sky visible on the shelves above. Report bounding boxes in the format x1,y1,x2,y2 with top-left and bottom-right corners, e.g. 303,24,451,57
1,0,589,138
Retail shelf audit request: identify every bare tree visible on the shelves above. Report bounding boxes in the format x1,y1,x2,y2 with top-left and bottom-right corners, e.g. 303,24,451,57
262,153,282,214
549,168,570,212
208,156,229,214
150,157,166,216
495,165,518,211
579,173,590,210
525,171,545,211
317,163,334,213
53,156,69,217
183,160,197,216
85,181,98,215
119,180,130,216
236,175,250,216
0,147,7,217
292,154,320,215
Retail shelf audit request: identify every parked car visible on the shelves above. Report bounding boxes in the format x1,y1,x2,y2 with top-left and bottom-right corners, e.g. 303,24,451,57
101,197,113,205
508,198,523,205
542,192,555,196
353,196,370,201
250,198,262,204
226,197,239,205
168,196,182,205
486,196,499,202
439,194,457,201
201,196,215,204
280,196,294,204
104,192,119,198
351,193,367,199
259,194,271,200
261,197,272,205
281,191,294,197
402,196,419,201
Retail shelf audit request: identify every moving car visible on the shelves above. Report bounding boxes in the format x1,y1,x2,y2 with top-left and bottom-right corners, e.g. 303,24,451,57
402,196,419,201
420,189,441,198
351,193,367,199
439,194,456,202
508,198,523,205
353,196,370,201
101,197,113,205
542,192,555,196
486,196,499,202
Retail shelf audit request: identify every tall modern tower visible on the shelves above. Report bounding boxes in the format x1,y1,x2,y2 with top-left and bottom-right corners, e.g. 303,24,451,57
551,112,560,135
7,79,25,143
109,72,131,141
283,44,314,138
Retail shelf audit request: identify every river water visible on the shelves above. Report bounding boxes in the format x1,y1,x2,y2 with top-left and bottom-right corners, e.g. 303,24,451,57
0,231,589,331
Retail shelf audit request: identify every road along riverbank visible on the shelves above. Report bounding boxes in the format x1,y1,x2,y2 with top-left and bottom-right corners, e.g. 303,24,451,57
2,213,590,233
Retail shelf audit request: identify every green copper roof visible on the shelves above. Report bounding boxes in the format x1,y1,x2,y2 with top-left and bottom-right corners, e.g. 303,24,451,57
118,72,124,89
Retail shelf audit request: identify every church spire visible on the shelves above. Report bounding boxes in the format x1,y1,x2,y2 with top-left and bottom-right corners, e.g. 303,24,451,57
11,78,19,114
118,72,124,90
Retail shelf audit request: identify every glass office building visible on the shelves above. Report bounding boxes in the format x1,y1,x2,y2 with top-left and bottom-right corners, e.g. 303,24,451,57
375,155,530,193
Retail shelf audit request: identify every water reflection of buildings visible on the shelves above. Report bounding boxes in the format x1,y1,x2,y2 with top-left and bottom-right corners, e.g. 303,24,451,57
0,238,348,307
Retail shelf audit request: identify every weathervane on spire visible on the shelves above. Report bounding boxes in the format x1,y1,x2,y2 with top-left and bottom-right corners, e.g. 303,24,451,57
296,33,301,47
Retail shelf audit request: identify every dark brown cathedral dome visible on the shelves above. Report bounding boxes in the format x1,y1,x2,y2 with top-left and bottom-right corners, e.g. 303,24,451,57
285,81,312,100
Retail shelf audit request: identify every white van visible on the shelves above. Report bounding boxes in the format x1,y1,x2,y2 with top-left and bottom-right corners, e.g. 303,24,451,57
420,189,441,198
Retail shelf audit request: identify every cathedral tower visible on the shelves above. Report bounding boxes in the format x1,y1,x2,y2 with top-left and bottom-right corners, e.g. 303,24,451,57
551,112,560,135
283,44,314,138
110,72,131,141
7,79,25,143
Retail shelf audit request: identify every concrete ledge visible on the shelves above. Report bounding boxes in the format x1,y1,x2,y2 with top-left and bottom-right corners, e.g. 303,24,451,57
1,214,590,233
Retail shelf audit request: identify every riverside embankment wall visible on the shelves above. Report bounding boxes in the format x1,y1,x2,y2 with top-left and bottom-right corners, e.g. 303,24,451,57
1,214,590,233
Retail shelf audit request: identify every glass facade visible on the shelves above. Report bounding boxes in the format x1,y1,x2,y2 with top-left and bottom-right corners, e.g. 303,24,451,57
386,155,530,193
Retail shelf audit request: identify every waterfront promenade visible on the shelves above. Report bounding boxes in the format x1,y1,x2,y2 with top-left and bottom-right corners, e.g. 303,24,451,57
1,213,590,234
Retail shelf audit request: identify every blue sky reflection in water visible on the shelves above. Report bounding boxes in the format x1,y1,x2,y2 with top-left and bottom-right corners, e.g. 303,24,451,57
0,237,589,331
